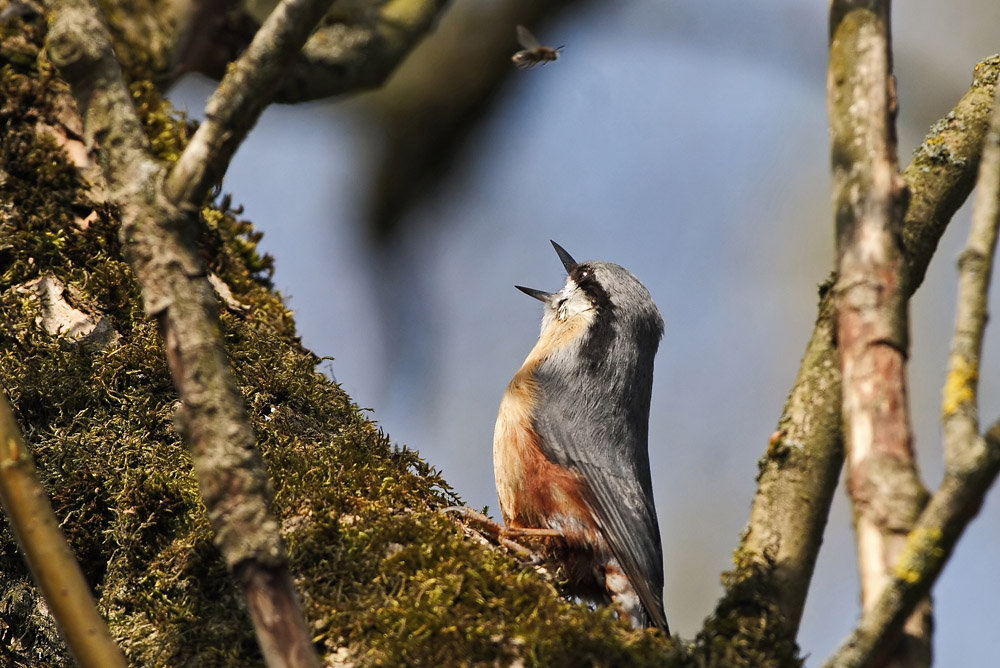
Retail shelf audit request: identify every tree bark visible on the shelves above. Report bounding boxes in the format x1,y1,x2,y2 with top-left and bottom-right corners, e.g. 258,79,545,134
828,4,931,666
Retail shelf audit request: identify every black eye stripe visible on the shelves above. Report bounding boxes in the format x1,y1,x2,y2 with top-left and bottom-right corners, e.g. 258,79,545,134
571,263,593,285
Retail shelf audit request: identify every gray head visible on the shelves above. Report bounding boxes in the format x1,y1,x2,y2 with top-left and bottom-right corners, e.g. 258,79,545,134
515,241,664,371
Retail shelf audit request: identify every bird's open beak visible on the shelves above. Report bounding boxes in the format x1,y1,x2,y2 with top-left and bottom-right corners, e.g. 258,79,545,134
515,241,578,301
551,240,577,272
515,285,551,302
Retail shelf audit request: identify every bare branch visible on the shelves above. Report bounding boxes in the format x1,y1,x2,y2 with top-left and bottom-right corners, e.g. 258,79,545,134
166,0,336,207
46,1,324,666
732,296,841,637
828,3,931,665
942,82,1000,460
0,390,128,668
723,55,1000,643
821,68,1000,668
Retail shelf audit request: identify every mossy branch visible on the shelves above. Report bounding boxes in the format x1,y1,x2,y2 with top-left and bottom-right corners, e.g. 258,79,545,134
903,56,1000,292
819,414,1000,668
722,56,1000,647
0,390,128,668
46,1,329,666
820,68,1000,668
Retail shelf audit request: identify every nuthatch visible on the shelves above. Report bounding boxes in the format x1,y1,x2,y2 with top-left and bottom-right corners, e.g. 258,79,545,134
493,241,668,632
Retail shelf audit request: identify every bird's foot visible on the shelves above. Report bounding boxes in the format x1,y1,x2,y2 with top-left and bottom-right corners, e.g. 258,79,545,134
441,506,555,563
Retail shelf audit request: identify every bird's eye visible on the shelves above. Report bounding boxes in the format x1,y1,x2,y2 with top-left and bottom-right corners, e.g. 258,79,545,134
578,269,590,281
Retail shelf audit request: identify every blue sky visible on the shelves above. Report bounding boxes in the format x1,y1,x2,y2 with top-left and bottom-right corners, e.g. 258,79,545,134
172,1,1000,662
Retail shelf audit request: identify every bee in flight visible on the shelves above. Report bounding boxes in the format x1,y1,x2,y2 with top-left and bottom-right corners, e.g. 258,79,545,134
512,25,563,69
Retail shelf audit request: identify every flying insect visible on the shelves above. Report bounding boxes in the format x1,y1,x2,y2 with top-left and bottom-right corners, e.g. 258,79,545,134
512,25,562,69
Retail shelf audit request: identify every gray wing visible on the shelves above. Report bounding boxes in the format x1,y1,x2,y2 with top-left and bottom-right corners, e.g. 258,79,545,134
532,367,668,631
515,24,541,50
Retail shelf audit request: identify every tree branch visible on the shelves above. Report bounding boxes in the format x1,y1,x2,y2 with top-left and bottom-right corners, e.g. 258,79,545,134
821,67,1000,668
167,0,452,104
271,0,452,102
722,56,1000,644
903,56,1000,293
166,0,336,208
361,0,585,239
0,390,128,668
942,82,1000,461
828,4,931,665
46,1,326,666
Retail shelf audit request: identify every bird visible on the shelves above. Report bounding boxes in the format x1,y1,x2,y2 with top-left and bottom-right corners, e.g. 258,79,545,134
492,240,669,632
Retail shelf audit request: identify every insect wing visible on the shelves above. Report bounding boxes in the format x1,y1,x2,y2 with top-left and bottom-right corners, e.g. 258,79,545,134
516,24,542,50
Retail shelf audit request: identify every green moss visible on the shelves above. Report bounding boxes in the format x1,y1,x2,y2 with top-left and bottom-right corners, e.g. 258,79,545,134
130,80,192,163
692,551,803,668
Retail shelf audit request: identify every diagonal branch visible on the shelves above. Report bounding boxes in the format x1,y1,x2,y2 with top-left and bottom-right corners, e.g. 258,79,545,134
46,1,332,666
0,391,128,668
821,68,1000,668
166,0,336,208
828,3,931,666
721,55,1000,646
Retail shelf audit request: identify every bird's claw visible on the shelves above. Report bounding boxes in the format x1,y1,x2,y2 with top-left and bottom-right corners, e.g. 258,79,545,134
441,506,551,563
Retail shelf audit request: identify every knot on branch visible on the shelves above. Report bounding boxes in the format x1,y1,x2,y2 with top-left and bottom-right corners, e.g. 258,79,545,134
47,8,114,82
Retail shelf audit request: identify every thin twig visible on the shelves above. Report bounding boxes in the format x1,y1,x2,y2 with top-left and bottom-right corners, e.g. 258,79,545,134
166,0,336,208
0,390,128,668
723,56,1000,642
942,81,1000,461
821,69,1000,668
828,3,931,665
47,1,327,666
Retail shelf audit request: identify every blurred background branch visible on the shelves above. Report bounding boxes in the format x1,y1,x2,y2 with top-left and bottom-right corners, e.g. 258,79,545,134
356,0,593,242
